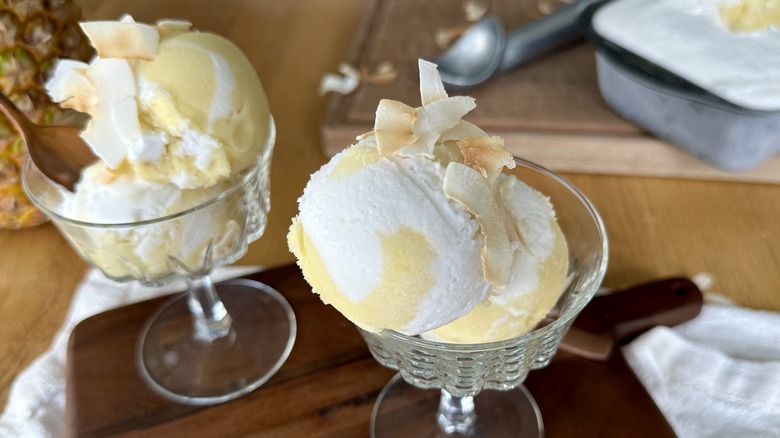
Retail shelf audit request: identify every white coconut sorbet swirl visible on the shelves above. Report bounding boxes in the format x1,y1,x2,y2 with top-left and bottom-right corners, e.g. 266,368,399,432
289,60,569,341
594,0,780,111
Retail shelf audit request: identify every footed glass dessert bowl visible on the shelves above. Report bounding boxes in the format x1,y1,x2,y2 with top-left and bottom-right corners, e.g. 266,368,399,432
358,158,608,437
22,121,297,405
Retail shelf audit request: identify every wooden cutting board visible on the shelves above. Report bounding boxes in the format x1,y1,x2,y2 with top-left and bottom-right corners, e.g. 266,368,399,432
321,0,780,184
66,264,695,437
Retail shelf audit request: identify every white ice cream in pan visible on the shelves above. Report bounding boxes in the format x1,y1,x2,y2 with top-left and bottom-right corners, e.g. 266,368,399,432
593,0,780,111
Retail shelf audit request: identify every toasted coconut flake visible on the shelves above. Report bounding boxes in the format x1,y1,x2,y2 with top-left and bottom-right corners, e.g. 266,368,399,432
456,135,520,250
86,58,136,105
440,120,486,143
419,59,449,106
373,60,477,158
398,132,440,158
318,63,360,96
82,107,130,168
45,60,97,113
497,175,527,251
418,97,475,133
375,99,418,156
60,92,97,114
365,62,398,85
434,25,470,50
156,19,193,39
464,0,489,21
318,72,359,96
80,19,160,61
433,141,464,167
458,136,515,183
111,97,142,146
443,162,512,289
538,0,557,15
78,58,138,167
406,95,475,157
319,63,397,96
355,131,374,142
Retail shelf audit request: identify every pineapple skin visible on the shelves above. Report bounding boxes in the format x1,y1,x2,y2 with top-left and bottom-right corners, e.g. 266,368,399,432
0,0,94,229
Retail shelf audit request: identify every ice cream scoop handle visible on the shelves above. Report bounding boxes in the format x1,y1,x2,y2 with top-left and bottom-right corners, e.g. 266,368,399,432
497,0,593,72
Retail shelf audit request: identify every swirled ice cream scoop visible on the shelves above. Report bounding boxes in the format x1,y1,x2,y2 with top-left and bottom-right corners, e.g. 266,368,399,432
46,15,271,196
289,60,568,341
40,16,272,279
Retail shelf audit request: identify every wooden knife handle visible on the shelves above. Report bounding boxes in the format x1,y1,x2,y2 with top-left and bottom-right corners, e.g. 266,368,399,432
574,277,704,344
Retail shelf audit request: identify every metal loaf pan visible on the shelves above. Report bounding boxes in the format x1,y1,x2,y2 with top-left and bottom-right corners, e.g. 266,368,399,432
578,0,780,172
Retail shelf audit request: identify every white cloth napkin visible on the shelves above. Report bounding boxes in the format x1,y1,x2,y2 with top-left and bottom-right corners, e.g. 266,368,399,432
0,266,260,438
622,301,780,437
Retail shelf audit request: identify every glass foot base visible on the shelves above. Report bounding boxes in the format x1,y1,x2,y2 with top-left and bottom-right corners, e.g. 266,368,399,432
371,373,543,437
137,279,296,405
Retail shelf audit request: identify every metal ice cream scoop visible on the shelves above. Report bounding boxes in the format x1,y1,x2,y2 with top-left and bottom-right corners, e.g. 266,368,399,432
433,0,596,88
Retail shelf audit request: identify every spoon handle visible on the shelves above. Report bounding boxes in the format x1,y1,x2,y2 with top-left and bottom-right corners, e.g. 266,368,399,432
498,0,595,73
0,92,33,137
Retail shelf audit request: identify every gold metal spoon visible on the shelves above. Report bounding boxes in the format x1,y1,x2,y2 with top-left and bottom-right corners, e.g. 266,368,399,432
0,92,96,192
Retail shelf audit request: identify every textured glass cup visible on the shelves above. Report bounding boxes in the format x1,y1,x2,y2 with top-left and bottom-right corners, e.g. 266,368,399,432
22,119,296,405
358,158,608,437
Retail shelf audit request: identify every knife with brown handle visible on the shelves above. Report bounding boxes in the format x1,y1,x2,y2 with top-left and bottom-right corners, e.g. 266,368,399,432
559,277,704,360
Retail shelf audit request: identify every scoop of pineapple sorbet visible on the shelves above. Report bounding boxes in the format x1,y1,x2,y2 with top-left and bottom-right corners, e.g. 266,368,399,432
289,60,568,341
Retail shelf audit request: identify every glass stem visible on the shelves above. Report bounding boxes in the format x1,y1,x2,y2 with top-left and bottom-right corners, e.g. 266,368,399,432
186,274,233,342
437,389,476,435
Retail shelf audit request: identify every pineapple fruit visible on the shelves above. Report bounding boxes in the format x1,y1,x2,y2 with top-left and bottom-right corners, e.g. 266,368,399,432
0,0,94,229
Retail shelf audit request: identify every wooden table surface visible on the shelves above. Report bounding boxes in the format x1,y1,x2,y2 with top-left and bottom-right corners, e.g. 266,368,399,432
2,0,779,426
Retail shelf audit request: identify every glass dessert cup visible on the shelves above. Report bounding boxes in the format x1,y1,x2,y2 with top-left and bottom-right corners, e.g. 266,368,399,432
358,158,608,437
22,120,297,405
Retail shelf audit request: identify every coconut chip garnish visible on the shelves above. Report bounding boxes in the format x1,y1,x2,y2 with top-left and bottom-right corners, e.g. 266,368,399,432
46,16,203,170
371,59,518,291
318,62,399,96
